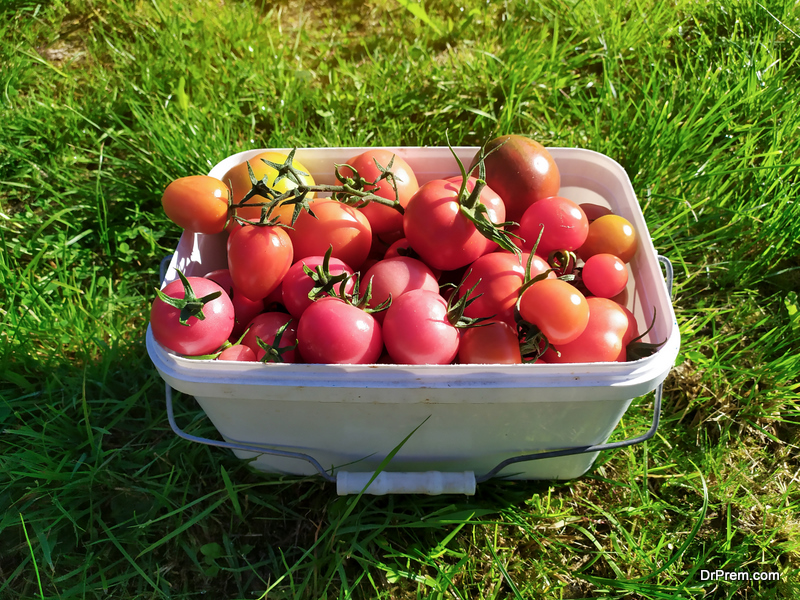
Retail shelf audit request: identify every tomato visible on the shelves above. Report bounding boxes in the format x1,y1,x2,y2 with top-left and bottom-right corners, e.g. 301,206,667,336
471,134,560,222
581,253,629,298
217,345,257,362
358,256,439,323
579,203,613,223
578,214,638,263
297,297,383,364
281,255,355,319
221,152,316,225
458,321,522,364
287,199,372,270
458,251,550,327
382,289,460,365
150,275,234,356
517,278,589,345
542,297,635,363
205,269,265,339
339,149,419,237
161,176,230,234
517,196,589,256
403,177,505,271
241,312,299,363
227,223,293,301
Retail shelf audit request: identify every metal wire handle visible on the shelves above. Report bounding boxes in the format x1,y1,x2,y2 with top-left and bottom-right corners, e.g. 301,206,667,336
160,255,675,486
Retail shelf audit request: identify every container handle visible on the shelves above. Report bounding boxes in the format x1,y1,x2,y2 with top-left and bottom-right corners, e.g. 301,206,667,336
336,471,476,496
165,384,336,483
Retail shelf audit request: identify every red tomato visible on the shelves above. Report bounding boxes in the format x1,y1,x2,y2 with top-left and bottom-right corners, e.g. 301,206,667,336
458,321,522,364
281,255,355,319
578,215,638,263
287,200,372,270
518,279,589,345
582,253,629,298
358,256,439,323
161,176,230,234
542,297,635,363
242,312,299,363
459,251,552,326
517,196,589,256
205,269,266,339
227,224,293,301
471,135,560,222
297,297,383,364
340,149,419,236
382,289,460,365
217,345,257,362
221,151,316,225
403,177,505,271
150,276,234,356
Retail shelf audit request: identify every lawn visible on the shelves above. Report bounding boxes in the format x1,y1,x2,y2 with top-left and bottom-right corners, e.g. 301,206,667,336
1,0,799,598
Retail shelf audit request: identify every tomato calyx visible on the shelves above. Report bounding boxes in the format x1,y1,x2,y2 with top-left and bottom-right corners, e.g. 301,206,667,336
447,137,522,258
256,320,299,363
626,307,665,361
302,246,352,300
443,272,494,329
548,250,578,277
331,154,406,215
154,270,222,326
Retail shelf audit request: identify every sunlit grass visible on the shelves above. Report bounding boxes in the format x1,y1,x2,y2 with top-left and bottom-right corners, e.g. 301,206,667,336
1,0,799,598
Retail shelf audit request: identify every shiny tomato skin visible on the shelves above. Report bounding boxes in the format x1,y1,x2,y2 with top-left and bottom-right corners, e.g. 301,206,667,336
241,312,299,363
359,256,439,323
578,215,638,263
542,297,634,363
227,224,293,302
281,255,355,319
287,200,372,270
217,344,257,362
518,278,589,346
458,321,522,364
340,149,419,236
459,251,552,326
162,176,230,234
382,289,460,365
471,134,560,222
403,177,505,271
297,298,383,364
582,253,629,298
205,269,266,339
518,196,589,256
150,277,234,356
222,152,316,225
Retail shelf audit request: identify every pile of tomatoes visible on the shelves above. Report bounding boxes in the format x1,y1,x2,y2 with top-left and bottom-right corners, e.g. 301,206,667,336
151,135,651,366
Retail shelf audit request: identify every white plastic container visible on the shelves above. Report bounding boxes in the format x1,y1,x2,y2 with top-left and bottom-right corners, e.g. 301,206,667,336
147,146,680,492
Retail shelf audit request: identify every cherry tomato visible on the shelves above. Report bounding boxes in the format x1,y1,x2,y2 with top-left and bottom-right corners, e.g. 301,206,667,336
518,278,589,345
578,214,638,263
227,223,293,301
582,253,629,298
150,277,234,356
358,256,439,323
403,177,505,271
542,297,635,363
287,199,372,270
205,269,266,339
241,312,299,363
222,152,316,225
281,255,355,319
579,203,613,223
340,149,419,237
471,134,560,222
161,176,230,234
217,345,257,362
297,297,383,364
382,289,460,365
458,321,522,364
517,196,588,256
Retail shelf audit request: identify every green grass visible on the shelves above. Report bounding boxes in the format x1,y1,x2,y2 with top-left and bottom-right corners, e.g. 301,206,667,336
1,0,799,597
